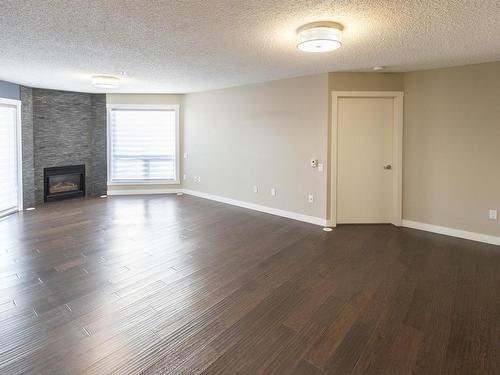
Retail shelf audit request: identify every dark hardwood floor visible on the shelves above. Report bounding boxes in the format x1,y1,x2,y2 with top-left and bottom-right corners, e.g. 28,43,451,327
0,195,498,374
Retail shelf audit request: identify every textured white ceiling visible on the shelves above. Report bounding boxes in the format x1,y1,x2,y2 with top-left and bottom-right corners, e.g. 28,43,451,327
1,0,500,93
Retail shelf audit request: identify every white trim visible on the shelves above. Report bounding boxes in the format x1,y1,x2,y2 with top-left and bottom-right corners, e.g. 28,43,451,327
183,189,328,226
0,98,23,216
0,207,20,218
107,187,328,226
402,220,500,246
107,188,181,196
15,100,23,212
0,97,21,106
324,219,335,227
330,91,404,227
331,91,404,98
106,104,181,185
107,180,179,186
105,104,179,110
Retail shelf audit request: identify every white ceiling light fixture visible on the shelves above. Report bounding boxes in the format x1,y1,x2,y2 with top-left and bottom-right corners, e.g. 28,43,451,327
297,21,343,53
91,75,120,88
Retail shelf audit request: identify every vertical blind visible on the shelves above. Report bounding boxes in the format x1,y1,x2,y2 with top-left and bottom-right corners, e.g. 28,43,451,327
109,108,178,181
0,103,19,215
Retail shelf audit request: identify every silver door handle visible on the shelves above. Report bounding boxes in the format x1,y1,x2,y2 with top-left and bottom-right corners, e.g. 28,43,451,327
383,164,392,170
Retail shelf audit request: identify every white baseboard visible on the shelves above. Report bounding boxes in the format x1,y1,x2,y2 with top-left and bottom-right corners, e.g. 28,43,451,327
402,219,500,246
107,188,181,196
106,187,328,226
103,189,499,245
182,189,328,226
104,188,499,244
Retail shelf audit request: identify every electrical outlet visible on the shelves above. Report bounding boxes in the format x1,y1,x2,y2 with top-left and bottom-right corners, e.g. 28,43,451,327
489,209,497,220
198,176,201,182
253,185,258,193
308,194,314,203
271,188,276,197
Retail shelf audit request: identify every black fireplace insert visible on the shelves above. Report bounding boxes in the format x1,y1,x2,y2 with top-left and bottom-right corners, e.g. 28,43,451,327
44,165,85,202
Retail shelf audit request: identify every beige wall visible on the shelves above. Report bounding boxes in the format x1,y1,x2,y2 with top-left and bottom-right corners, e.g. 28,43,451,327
329,72,404,92
105,94,184,193
403,62,500,236
103,64,500,238
328,68,500,237
183,74,329,219
106,94,184,106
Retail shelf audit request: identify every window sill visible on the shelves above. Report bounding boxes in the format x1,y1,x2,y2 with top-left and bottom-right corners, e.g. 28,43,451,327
108,180,180,186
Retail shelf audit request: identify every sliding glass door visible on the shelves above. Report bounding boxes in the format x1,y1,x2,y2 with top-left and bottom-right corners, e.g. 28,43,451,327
0,99,22,216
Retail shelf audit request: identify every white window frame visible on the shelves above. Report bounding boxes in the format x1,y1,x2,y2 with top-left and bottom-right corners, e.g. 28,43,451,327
0,97,23,216
106,104,180,185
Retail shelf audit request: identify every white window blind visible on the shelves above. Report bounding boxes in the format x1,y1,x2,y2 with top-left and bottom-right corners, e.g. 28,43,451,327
109,107,178,182
0,103,20,215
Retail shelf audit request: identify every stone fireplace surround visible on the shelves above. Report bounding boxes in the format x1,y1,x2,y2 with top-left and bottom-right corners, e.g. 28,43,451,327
21,87,107,207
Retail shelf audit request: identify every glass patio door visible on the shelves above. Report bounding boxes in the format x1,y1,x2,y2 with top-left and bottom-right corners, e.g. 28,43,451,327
0,99,22,216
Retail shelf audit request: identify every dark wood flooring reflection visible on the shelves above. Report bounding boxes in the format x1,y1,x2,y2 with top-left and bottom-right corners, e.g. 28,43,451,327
0,195,498,374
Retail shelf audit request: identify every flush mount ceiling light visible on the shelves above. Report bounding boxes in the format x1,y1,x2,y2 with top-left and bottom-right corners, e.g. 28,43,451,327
91,75,120,88
297,21,343,53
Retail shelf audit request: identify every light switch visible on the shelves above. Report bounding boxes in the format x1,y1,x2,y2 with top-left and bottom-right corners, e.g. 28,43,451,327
271,188,276,196
489,209,497,220
318,163,324,172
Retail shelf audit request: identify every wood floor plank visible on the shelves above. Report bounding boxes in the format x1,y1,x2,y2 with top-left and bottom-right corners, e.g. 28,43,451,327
0,195,497,374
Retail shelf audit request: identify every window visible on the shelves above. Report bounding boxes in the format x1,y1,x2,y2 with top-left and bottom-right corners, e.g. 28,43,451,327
107,105,179,184
0,98,22,216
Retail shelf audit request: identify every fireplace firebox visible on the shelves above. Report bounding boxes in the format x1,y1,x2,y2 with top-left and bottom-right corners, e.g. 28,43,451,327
44,165,85,202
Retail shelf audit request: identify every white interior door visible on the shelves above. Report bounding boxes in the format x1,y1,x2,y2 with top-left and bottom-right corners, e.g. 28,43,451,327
337,97,394,224
0,100,22,216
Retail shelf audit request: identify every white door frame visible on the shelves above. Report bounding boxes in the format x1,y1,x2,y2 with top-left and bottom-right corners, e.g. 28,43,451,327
330,91,403,227
0,98,23,216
